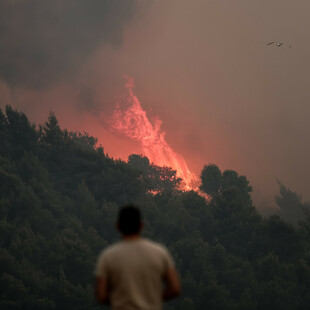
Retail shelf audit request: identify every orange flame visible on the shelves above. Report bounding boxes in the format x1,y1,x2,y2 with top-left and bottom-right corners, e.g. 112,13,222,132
108,77,197,190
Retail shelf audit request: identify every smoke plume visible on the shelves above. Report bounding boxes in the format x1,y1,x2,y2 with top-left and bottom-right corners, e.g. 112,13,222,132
0,0,140,88
107,76,198,190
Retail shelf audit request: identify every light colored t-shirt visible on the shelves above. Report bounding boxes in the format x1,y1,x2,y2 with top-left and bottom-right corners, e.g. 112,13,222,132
95,238,175,310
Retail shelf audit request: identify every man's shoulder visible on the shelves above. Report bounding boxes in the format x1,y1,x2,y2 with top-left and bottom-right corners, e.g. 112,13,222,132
140,238,170,255
141,239,175,268
99,241,124,258
100,238,170,258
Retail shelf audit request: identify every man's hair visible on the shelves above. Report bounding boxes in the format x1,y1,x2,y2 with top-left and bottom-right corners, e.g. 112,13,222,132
118,205,141,235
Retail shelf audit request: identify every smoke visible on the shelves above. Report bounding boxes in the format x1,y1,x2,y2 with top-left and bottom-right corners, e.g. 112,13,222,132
1,0,310,206
0,0,142,88
107,76,198,189
0,0,153,162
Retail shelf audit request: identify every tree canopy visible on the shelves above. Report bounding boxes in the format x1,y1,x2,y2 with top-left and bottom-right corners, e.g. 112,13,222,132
1,106,310,310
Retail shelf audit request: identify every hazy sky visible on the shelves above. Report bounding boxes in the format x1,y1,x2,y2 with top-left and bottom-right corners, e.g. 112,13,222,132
1,0,310,207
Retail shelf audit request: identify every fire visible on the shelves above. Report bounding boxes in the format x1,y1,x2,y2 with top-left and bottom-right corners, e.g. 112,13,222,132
108,77,197,190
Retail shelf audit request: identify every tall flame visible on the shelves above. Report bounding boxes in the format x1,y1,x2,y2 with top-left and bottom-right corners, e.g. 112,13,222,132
108,77,197,190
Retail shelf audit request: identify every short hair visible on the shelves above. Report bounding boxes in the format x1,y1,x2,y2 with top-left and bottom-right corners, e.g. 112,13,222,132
118,205,141,235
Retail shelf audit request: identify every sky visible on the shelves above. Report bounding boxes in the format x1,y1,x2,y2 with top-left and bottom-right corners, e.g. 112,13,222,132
1,0,310,209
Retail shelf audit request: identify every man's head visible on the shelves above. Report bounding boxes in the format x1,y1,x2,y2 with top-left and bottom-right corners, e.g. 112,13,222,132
117,205,142,236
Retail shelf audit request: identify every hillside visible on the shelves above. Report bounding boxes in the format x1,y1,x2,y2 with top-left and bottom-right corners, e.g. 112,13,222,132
1,106,310,310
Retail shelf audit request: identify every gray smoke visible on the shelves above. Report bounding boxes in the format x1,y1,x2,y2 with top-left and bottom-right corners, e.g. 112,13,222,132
0,0,140,88
1,0,310,208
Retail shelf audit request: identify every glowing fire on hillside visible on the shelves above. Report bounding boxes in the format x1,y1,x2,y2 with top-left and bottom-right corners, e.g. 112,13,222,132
108,77,197,190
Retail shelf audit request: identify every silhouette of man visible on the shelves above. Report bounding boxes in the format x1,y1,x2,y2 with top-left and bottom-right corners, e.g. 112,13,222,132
95,205,181,309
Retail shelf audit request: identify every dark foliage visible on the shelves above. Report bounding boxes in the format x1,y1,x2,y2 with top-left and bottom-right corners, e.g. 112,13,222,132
1,106,310,310
275,180,310,225
128,154,181,194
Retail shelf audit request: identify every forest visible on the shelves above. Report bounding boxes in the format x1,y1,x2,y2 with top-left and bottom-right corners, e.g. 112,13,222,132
0,105,310,310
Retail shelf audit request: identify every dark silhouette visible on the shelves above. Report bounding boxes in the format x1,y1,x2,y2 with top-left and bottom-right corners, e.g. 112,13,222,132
95,205,181,309
128,154,182,194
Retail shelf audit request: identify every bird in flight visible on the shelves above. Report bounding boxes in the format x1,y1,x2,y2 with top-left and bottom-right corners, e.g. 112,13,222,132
267,42,291,47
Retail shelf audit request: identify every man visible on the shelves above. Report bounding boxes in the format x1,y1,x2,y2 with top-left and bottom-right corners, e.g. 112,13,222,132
95,205,181,310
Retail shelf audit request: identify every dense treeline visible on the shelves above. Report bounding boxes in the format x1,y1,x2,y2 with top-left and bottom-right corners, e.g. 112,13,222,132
1,105,310,310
